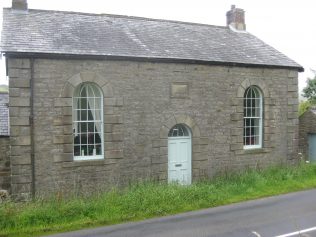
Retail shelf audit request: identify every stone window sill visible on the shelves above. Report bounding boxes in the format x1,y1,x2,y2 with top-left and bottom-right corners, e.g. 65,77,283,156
234,148,271,155
61,159,116,168
243,148,269,154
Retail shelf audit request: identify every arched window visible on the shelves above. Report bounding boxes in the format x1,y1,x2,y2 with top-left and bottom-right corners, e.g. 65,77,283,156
73,83,104,160
243,86,263,149
168,124,190,137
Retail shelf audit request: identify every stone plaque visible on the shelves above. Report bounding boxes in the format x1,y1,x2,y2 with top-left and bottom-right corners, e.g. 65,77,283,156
171,83,189,98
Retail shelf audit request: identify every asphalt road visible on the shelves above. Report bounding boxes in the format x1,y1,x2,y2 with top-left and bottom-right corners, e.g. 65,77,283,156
47,189,316,237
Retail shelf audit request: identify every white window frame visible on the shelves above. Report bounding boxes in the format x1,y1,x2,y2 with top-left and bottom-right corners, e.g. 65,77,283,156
243,86,263,150
73,83,104,161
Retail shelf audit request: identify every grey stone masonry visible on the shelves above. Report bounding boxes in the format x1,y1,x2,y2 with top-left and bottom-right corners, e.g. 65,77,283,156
0,92,9,136
5,57,299,199
0,137,10,191
8,58,32,200
0,92,10,192
299,108,316,159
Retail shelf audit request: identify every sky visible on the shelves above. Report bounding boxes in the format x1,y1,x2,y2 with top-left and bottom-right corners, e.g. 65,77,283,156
0,0,315,96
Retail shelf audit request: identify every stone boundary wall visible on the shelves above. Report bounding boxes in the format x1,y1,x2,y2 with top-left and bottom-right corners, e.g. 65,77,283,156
299,110,316,159
0,136,10,191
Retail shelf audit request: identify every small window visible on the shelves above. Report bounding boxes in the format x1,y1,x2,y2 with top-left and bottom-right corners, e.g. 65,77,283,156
243,86,263,149
168,124,189,137
73,83,104,160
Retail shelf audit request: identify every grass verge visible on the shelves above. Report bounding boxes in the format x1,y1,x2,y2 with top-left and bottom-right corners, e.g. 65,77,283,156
1,163,316,237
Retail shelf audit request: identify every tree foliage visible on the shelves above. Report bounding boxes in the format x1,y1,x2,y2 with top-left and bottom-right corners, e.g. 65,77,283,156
300,70,316,116
302,71,316,102
299,100,312,116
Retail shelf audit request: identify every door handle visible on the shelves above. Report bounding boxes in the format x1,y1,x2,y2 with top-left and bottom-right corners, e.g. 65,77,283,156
175,164,182,167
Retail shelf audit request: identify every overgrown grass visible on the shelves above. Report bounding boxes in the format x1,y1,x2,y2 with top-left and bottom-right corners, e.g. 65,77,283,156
1,163,316,237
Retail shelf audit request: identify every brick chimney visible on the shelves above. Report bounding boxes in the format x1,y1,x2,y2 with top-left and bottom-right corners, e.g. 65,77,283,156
12,0,28,10
226,5,246,31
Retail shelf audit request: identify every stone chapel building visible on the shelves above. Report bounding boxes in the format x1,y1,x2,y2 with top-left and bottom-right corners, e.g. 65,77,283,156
0,0,303,199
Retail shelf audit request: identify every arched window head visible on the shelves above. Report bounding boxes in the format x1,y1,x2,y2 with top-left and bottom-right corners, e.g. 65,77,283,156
168,124,190,137
73,83,104,160
243,86,263,149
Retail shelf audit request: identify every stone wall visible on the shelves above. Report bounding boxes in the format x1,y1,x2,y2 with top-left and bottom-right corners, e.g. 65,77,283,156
299,109,316,159
0,92,9,136
0,137,10,191
8,58,32,199
7,57,299,198
0,92,10,192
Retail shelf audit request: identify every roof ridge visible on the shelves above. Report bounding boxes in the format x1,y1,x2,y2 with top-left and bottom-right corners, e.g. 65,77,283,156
3,7,228,29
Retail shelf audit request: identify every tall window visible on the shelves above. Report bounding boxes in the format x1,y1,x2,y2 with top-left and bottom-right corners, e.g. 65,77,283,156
243,86,263,149
73,83,104,160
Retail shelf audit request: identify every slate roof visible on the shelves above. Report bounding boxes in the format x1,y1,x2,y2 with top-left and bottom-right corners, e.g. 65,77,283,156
1,8,303,71
0,92,9,136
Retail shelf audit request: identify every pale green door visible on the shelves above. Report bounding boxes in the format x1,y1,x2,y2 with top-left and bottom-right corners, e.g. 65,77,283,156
168,124,192,185
308,134,316,163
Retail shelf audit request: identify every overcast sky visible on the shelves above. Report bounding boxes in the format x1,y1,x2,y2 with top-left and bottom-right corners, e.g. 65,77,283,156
0,0,315,94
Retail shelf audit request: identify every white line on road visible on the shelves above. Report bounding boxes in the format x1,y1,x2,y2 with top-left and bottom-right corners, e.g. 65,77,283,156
252,231,261,237
275,226,316,237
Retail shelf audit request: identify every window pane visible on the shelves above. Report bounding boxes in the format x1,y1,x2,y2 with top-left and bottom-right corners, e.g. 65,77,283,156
96,144,102,155
255,107,260,117
81,133,87,145
81,97,87,109
74,134,80,145
246,98,251,108
168,124,189,137
245,118,250,127
80,145,88,156
88,99,95,110
254,136,260,145
95,132,101,143
80,87,87,97
88,133,95,144
88,145,94,156
95,110,101,121
80,122,86,133
251,107,256,117
81,110,87,121
254,118,259,127
255,98,260,107
88,109,94,120
88,122,94,133
74,145,80,156
247,137,251,145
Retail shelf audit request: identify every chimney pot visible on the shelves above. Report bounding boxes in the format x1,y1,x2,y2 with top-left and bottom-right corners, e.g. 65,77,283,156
12,0,28,10
226,5,246,31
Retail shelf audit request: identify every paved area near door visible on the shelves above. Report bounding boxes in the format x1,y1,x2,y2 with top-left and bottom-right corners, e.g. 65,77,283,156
47,189,316,237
